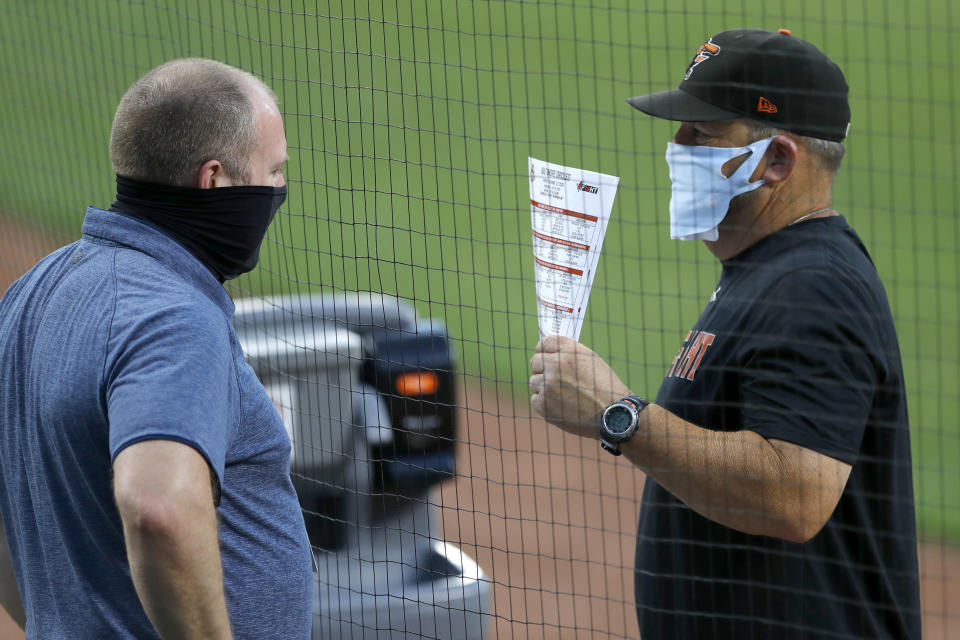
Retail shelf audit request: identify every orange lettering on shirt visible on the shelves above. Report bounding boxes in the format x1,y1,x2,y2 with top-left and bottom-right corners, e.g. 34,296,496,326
684,332,715,380
677,332,705,379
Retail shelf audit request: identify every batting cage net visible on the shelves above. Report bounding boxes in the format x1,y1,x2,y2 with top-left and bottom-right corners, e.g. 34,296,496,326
0,1,957,638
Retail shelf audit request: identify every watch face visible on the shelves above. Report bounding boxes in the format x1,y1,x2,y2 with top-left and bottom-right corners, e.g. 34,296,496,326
605,405,634,434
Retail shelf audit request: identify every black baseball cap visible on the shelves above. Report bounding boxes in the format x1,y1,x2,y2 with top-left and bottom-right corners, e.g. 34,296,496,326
627,29,850,142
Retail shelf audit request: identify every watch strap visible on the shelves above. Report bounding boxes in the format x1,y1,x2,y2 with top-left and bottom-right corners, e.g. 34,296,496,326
621,395,648,412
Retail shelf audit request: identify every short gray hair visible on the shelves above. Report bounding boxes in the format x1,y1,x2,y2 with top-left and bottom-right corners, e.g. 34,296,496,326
743,119,846,174
110,58,276,186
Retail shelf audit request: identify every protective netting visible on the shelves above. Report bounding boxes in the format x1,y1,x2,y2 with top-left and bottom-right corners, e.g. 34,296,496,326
0,1,957,638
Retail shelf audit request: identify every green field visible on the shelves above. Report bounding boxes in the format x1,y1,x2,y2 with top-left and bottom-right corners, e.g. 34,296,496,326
1,1,957,540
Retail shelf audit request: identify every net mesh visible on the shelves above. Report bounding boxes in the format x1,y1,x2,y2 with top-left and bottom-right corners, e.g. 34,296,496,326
0,1,958,638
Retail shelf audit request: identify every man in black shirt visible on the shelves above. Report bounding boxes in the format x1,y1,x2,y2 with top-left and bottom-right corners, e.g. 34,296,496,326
528,29,921,638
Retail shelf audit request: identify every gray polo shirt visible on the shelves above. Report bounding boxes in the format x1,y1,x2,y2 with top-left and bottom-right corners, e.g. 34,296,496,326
0,207,312,639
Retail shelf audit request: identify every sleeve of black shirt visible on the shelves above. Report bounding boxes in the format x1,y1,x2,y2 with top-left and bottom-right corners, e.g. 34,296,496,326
739,267,883,464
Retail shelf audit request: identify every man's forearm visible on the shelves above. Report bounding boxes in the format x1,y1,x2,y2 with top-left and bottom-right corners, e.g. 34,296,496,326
120,495,232,639
528,337,849,542
622,404,848,542
0,518,25,629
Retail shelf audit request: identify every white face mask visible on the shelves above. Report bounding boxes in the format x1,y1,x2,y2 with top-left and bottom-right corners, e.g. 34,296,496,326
665,136,774,241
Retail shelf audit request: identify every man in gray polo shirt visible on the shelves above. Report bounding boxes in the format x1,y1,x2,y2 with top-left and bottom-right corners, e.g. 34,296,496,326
0,59,312,639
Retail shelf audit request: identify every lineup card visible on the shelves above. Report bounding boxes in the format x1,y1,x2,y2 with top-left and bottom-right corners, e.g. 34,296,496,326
529,157,619,340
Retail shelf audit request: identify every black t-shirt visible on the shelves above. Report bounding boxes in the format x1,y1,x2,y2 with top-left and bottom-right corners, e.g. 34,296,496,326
635,216,921,639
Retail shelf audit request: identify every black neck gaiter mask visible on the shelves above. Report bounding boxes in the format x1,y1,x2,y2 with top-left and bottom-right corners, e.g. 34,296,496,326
110,175,287,281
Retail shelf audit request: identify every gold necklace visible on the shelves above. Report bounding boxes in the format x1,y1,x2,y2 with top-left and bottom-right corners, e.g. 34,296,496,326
789,207,832,226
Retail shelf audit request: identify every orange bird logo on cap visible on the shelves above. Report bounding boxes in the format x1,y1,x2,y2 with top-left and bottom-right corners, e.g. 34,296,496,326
684,38,721,80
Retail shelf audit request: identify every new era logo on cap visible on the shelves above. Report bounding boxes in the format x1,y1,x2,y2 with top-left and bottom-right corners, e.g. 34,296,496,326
757,96,778,113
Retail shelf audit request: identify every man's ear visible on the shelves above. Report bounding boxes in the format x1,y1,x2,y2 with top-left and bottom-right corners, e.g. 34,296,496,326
755,134,798,184
197,159,233,189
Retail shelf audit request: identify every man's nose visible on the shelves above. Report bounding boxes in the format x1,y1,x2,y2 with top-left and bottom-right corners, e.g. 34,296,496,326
673,123,696,145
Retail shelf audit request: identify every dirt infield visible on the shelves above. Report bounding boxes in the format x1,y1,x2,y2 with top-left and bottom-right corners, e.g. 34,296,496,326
440,385,643,638
0,216,957,638
0,215,72,294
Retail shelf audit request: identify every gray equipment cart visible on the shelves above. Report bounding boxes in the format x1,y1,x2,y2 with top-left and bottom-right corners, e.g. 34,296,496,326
233,293,490,639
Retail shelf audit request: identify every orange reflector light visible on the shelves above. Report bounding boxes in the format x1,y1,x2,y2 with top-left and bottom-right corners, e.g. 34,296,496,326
778,28,792,35
395,371,439,396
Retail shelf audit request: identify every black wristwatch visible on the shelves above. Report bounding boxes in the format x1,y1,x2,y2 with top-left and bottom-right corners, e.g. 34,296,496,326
600,395,649,456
